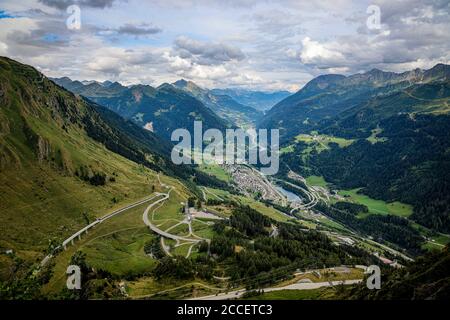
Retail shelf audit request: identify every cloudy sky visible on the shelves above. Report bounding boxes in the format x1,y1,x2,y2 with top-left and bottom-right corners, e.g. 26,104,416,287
0,0,449,92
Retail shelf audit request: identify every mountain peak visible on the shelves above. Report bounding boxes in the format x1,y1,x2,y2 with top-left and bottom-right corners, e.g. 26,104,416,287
173,79,202,90
366,68,384,75
173,79,188,87
425,63,450,80
156,82,175,90
102,80,113,87
303,74,346,91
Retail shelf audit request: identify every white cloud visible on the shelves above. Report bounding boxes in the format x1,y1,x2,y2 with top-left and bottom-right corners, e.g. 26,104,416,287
174,36,245,65
299,37,345,66
0,41,8,55
0,0,448,91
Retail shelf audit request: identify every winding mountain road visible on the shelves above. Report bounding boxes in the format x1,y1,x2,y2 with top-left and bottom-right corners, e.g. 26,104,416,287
142,189,203,243
189,279,363,300
40,192,164,267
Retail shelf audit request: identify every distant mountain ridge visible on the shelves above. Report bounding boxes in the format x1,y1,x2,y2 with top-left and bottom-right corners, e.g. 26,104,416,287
172,79,262,126
211,88,291,111
274,63,450,233
52,77,229,140
259,63,450,140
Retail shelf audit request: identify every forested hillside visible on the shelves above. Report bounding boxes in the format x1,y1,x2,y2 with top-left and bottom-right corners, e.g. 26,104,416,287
346,247,450,300
274,65,450,233
260,64,450,141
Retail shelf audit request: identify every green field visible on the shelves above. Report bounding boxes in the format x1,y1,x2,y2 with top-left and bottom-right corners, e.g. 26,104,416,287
166,223,190,237
295,133,354,153
338,189,413,217
192,224,216,239
431,234,450,245
305,175,328,187
237,197,290,222
171,242,196,257
202,187,230,201
152,191,185,222
421,241,446,251
366,127,388,144
198,164,231,182
316,216,350,233
81,227,157,276
421,233,450,251
126,277,222,299
191,220,215,238
43,200,156,293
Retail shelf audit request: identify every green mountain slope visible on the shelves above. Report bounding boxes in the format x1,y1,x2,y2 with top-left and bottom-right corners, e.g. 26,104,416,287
0,57,196,271
259,64,450,141
347,247,450,300
320,80,450,138
279,75,450,233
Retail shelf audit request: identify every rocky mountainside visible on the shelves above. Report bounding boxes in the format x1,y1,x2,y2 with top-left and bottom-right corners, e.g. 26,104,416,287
172,79,262,126
52,78,229,140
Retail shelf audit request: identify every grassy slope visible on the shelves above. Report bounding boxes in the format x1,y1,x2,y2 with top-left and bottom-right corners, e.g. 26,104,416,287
338,189,413,218
295,133,354,152
242,287,335,300
0,57,193,275
43,202,155,293
42,173,189,293
305,175,328,187
197,164,231,182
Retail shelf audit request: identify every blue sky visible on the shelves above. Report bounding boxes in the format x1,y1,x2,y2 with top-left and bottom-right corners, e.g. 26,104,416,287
0,0,449,91
0,10,14,18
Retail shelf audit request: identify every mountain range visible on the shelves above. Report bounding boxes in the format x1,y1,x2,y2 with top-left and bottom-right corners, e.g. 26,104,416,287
53,77,290,132
0,57,223,266
259,64,450,141
51,77,229,140
1,56,449,300
211,88,291,112
172,79,263,127
271,63,450,233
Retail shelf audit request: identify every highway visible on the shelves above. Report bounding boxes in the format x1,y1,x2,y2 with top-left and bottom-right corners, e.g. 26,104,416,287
62,193,164,248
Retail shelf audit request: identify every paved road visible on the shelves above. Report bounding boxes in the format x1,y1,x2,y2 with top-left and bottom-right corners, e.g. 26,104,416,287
192,210,225,220
277,170,414,262
189,279,362,300
142,189,203,243
62,193,164,248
